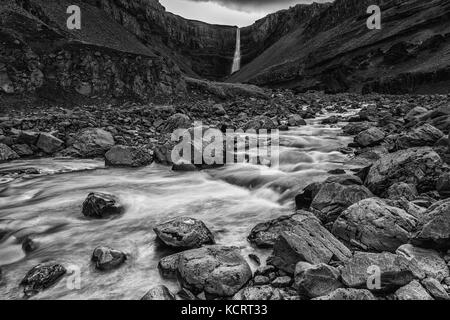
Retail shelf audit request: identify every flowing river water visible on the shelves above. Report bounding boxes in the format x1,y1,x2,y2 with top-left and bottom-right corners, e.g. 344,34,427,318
0,108,363,300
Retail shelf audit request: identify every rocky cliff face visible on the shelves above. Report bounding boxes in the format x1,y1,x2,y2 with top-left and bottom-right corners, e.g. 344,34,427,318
230,0,450,94
0,0,186,101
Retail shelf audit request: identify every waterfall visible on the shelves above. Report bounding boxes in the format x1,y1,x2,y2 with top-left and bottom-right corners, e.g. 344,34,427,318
231,28,241,74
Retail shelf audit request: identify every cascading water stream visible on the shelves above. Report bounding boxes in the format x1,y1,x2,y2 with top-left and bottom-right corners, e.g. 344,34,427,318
231,27,241,74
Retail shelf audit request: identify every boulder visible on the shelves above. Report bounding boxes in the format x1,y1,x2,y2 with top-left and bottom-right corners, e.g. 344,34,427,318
412,199,450,249
158,253,181,279
249,212,351,273
294,262,343,298
354,128,385,147
232,285,283,300
36,133,64,154
405,106,428,122
310,183,373,224
396,244,449,281
243,115,277,131
387,182,418,201
0,143,19,162
340,252,417,291
422,278,450,300
288,114,306,126
71,128,115,157
141,285,176,300
437,172,450,198
342,122,375,135
365,147,443,195
176,246,252,297
395,124,444,150
212,104,226,116
91,246,126,271
153,217,214,249
20,263,66,297
332,198,417,252
82,192,124,218
162,113,191,134
313,288,377,300
271,276,292,288
11,144,34,157
395,280,433,300
18,130,40,145
105,145,153,167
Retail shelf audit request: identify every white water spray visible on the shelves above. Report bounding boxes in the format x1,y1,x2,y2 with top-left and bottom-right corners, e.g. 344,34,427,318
231,27,241,74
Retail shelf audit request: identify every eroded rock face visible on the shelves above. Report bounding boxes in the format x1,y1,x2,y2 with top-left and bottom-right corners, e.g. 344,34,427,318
233,285,283,300
332,198,417,252
82,192,124,218
0,143,19,162
313,288,377,300
340,252,417,291
354,127,385,147
294,262,343,298
153,217,215,249
365,147,443,195
395,280,433,300
310,182,373,224
395,124,444,150
412,199,450,249
92,246,127,271
20,263,66,297
396,244,449,281
141,285,176,300
176,246,252,297
105,146,153,167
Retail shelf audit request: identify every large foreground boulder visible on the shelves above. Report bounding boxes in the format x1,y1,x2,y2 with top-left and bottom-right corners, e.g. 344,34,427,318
340,252,418,292
396,244,448,281
365,147,443,195
153,217,214,249
332,198,417,252
173,246,252,297
105,146,153,167
82,192,124,218
412,199,450,249
264,212,351,274
0,143,19,161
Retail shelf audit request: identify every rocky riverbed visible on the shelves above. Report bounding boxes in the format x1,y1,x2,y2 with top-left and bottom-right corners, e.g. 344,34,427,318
0,89,450,300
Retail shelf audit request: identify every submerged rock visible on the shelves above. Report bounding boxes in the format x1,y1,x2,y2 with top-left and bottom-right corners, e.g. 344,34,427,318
105,145,153,167
141,285,176,300
91,246,126,271
332,198,417,252
82,192,124,218
154,217,214,249
395,280,433,300
176,246,252,297
20,263,66,297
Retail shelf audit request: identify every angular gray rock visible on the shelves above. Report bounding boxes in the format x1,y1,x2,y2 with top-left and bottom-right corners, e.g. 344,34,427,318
158,253,181,279
341,252,418,291
395,124,444,150
294,262,343,298
387,182,418,201
288,114,306,126
141,285,176,300
342,122,375,135
313,288,376,300
354,127,385,147
153,217,214,249
36,133,64,154
332,198,417,252
232,285,283,300
163,113,191,134
177,246,252,297
395,280,433,300
105,145,153,167
365,147,443,195
20,263,66,297
71,128,115,157
91,246,126,271
421,277,450,300
310,182,373,224
0,143,19,161
11,144,34,157
82,192,124,218
412,199,450,249
396,244,449,281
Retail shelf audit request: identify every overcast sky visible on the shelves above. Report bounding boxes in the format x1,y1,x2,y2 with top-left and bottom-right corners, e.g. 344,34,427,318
160,0,331,27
